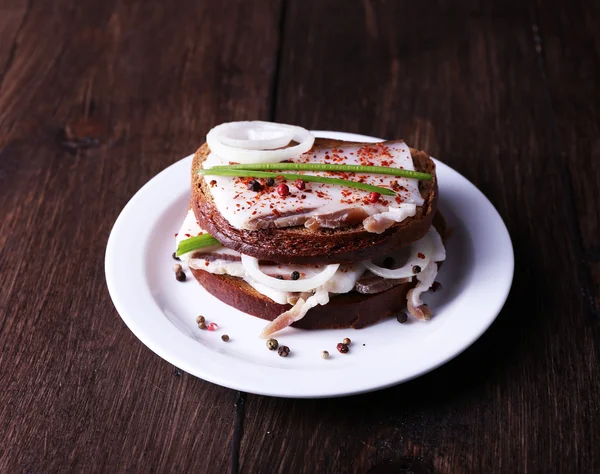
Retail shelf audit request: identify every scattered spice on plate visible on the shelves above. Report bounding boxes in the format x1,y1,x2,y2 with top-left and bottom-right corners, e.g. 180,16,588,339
266,338,279,351
278,345,290,357
337,343,349,354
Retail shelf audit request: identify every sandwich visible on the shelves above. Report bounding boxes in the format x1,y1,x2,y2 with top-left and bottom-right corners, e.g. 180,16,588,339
175,121,447,338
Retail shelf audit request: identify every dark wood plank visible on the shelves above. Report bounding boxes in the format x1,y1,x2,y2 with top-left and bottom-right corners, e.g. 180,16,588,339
0,0,280,472
0,0,29,78
239,1,600,473
533,0,600,354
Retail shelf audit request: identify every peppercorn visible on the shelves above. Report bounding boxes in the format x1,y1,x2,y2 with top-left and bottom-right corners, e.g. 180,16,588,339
277,183,290,197
247,179,262,192
369,192,381,203
337,343,349,354
276,275,284,280
396,312,408,323
221,334,230,342
198,321,207,330
342,337,351,345
266,177,275,187
266,338,278,350
321,350,329,359
172,252,181,261
412,265,421,274
291,271,300,280
278,345,290,357
196,315,205,324
175,270,186,282
295,179,306,190
206,322,218,331
173,263,183,273
431,281,442,292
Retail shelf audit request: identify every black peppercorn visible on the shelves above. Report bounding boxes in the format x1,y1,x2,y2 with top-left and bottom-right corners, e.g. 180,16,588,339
276,275,284,280
278,345,290,357
291,271,300,280
221,334,230,342
266,177,275,187
247,179,262,192
396,312,408,323
336,343,349,354
412,265,421,274
175,270,186,282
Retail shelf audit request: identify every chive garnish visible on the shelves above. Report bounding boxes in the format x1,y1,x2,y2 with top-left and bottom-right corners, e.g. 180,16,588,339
197,169,396,196
208,163,432,181
176,234,220,257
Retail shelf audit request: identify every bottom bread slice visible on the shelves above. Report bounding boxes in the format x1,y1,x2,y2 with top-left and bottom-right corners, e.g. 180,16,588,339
190,268,415,330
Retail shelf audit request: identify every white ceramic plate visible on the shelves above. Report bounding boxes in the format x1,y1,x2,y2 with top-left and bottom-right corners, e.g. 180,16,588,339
105,131,513,398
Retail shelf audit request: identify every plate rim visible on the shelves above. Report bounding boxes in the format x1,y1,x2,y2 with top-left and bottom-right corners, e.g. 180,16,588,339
105,131,514,398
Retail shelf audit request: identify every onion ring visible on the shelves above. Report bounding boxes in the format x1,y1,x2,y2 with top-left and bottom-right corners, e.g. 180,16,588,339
365,233,433,279
241,254,339,292
207,121,315,164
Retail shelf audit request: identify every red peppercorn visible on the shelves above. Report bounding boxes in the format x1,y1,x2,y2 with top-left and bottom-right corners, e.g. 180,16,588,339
337,343,349,354
295,179,306,190
277,183,290,197
369,192,381,203
206,322,218,331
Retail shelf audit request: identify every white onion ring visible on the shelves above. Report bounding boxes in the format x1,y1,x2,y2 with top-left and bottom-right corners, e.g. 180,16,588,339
241,254,339,292
207,121,315,164
365,233,433,279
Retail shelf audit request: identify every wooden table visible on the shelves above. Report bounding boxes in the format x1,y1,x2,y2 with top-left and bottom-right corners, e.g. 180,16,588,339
1,1,599,472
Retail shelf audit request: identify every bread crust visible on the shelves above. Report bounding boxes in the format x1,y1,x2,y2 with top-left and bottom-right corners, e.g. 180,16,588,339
191,139,438,264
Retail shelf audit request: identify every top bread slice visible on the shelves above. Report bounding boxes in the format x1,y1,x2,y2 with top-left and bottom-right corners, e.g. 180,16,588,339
191,138,438,264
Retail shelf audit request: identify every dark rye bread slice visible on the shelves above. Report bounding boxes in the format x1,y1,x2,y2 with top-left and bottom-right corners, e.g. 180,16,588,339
192,138,438,264
190,267,413,330
188,213,447,331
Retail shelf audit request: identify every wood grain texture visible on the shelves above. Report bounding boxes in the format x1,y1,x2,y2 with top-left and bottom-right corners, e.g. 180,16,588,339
238,1,600,473
0,0,280,472
1,0,599,473
533,0,600,359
